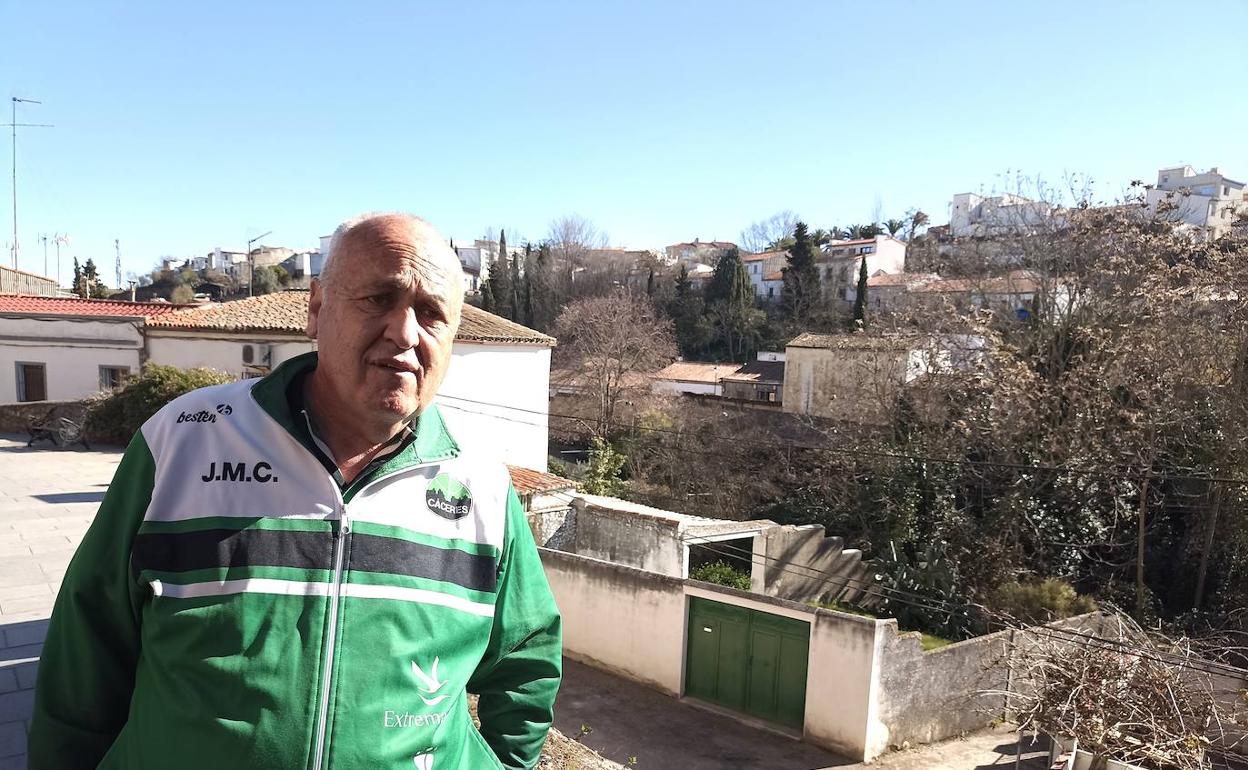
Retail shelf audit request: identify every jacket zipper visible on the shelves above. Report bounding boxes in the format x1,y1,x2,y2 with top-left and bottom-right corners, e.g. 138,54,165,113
308,459,447,769
311,494,350,770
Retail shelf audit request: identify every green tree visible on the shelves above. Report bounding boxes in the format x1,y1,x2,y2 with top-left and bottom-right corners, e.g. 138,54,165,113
509,239,524,324
170,284,195,304
252,266,281,295
781,222,821,322
884,219,907,237
489,230,514,320
581,437,626,496
72,258,84,298
480,278,497,313
852,255,869,329
707,248,762,360
669,264,711,358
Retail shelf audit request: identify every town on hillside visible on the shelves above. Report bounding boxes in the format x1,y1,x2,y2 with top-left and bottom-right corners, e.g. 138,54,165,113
3,165,1248,768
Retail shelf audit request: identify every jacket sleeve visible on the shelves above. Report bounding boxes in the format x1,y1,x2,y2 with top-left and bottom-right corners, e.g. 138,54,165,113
27,432,155,769
468,482,563,770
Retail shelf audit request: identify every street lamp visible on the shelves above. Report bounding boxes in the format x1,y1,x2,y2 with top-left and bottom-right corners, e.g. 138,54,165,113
246,230,272,297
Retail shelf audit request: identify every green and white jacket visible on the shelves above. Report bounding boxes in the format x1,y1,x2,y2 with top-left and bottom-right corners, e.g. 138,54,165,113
28,353,562,770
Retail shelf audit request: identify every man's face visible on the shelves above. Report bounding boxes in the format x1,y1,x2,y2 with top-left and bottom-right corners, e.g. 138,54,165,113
307,217,462,434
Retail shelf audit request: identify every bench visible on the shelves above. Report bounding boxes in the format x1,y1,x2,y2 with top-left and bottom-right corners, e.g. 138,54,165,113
26,404,91,450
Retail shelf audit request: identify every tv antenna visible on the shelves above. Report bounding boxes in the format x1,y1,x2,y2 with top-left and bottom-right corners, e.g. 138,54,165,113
5,97,53,269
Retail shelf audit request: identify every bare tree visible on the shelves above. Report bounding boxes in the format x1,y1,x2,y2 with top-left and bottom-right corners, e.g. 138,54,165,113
546,214,607,269
739,210,799,252
553,290,677,438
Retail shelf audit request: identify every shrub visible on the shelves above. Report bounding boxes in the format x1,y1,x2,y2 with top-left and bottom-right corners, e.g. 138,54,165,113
990,578,1097,625
690,561,751,591
86,364,233,444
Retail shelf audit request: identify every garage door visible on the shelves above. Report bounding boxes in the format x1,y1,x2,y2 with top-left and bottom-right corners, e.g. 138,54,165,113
684,596,810,729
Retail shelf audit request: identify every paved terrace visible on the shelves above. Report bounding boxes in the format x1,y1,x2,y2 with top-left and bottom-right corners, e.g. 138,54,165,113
0,435,120,767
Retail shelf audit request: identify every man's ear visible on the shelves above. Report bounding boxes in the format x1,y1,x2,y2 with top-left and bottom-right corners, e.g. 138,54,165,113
307,280,323,340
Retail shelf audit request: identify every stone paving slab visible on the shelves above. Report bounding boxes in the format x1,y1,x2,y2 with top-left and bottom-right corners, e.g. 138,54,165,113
0,434,122,766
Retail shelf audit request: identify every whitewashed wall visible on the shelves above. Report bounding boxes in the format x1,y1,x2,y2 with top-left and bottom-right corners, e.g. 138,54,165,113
650,379,722,397
435,343,551,471
146,333,315,379
0,316,144,404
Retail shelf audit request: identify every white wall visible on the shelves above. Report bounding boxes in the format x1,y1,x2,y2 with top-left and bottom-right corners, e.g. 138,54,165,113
651,379,722,397
0,316,144,404
435,343,551,471
146,333,316,379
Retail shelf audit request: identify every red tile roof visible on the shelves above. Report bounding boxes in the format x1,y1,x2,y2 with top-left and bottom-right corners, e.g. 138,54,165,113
0,295,190,318
654,361,741,383
146,289,556,345
508,465,576,496
742,250,789,262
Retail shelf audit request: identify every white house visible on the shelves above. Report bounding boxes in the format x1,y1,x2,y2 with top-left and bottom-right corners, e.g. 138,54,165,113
144,291,556,470
0,291,557,470
949,192,1055,238
1145,165,1247,239
0,296,187,403
651,361,741,397
741,250,788,299
818,236,908,302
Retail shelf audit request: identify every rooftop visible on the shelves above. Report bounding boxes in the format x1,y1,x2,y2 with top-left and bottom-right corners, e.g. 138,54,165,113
787,332,917,351
742,250,789,262
0,295,191,319
720,359,785,384
912,270,1041,295
653,361,741,384
507,465,576,497
866,271,940,288
146,290,556,345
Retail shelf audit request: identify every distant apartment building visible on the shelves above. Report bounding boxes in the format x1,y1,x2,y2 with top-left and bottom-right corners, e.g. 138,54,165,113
1146,165,1247,239
742,250,789,298
818,236,907,302
453,239,526,293
949,192,1055,237
665,239,737,267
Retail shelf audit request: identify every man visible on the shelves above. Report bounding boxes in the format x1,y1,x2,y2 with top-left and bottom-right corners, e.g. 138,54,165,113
29,214,562,769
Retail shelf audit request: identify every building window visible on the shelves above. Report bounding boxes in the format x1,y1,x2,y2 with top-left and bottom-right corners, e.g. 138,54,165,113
99,366,130,391
1225,186,1231,196
767,286,774,298
16,362,47,402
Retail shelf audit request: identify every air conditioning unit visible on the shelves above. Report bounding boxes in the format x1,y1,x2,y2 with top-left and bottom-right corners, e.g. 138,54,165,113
242,343,273,368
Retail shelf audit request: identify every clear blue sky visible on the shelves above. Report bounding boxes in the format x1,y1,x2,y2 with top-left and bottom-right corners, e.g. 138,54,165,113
3,0,1246,284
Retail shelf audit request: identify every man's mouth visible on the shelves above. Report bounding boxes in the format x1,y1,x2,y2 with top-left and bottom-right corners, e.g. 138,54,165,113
372,359,422,376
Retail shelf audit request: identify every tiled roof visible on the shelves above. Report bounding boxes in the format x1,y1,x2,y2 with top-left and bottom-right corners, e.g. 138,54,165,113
787,332,915,351
148,290,311,332
912,270,1041,296
457,304,556,346
147,290,555,346
866,271,940,288
508,465,576,496
0,294,190,318
742,250,789,262
721,359,785,384
653,361,741,383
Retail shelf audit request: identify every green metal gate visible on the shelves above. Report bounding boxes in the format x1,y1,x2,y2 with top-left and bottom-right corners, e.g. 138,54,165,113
684,596,810,729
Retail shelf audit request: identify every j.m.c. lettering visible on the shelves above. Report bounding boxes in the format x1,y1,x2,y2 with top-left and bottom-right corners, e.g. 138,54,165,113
200,461,278,483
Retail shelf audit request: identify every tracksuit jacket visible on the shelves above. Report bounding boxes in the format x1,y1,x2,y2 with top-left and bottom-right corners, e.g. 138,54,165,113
27,352,563,769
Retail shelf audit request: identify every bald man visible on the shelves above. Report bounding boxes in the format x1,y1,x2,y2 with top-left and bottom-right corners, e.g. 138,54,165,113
30,214,563,770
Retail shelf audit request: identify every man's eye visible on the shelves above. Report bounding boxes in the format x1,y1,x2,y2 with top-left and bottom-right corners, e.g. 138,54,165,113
366,295,389,307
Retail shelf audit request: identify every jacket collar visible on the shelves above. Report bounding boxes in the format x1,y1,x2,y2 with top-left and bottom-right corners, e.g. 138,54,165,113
250,351,460,469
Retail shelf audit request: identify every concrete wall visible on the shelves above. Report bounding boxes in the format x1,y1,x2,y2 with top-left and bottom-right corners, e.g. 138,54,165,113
0,316,144,404
651,379,722,397
541,548,688,695
804,607,888,759
782,344,909,424
570,497,686,577
755,525,878,606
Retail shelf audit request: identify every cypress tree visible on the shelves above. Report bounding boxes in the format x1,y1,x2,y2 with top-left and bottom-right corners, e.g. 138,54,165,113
852,255,869,329
509,241,523,323
491,230,513,319
782,222,820,322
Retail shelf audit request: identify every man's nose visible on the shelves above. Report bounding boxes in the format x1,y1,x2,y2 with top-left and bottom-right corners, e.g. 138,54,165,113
385,305,423,350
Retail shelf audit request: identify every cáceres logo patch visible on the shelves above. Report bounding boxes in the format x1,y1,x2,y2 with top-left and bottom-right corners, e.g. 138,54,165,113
425,473,472,520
